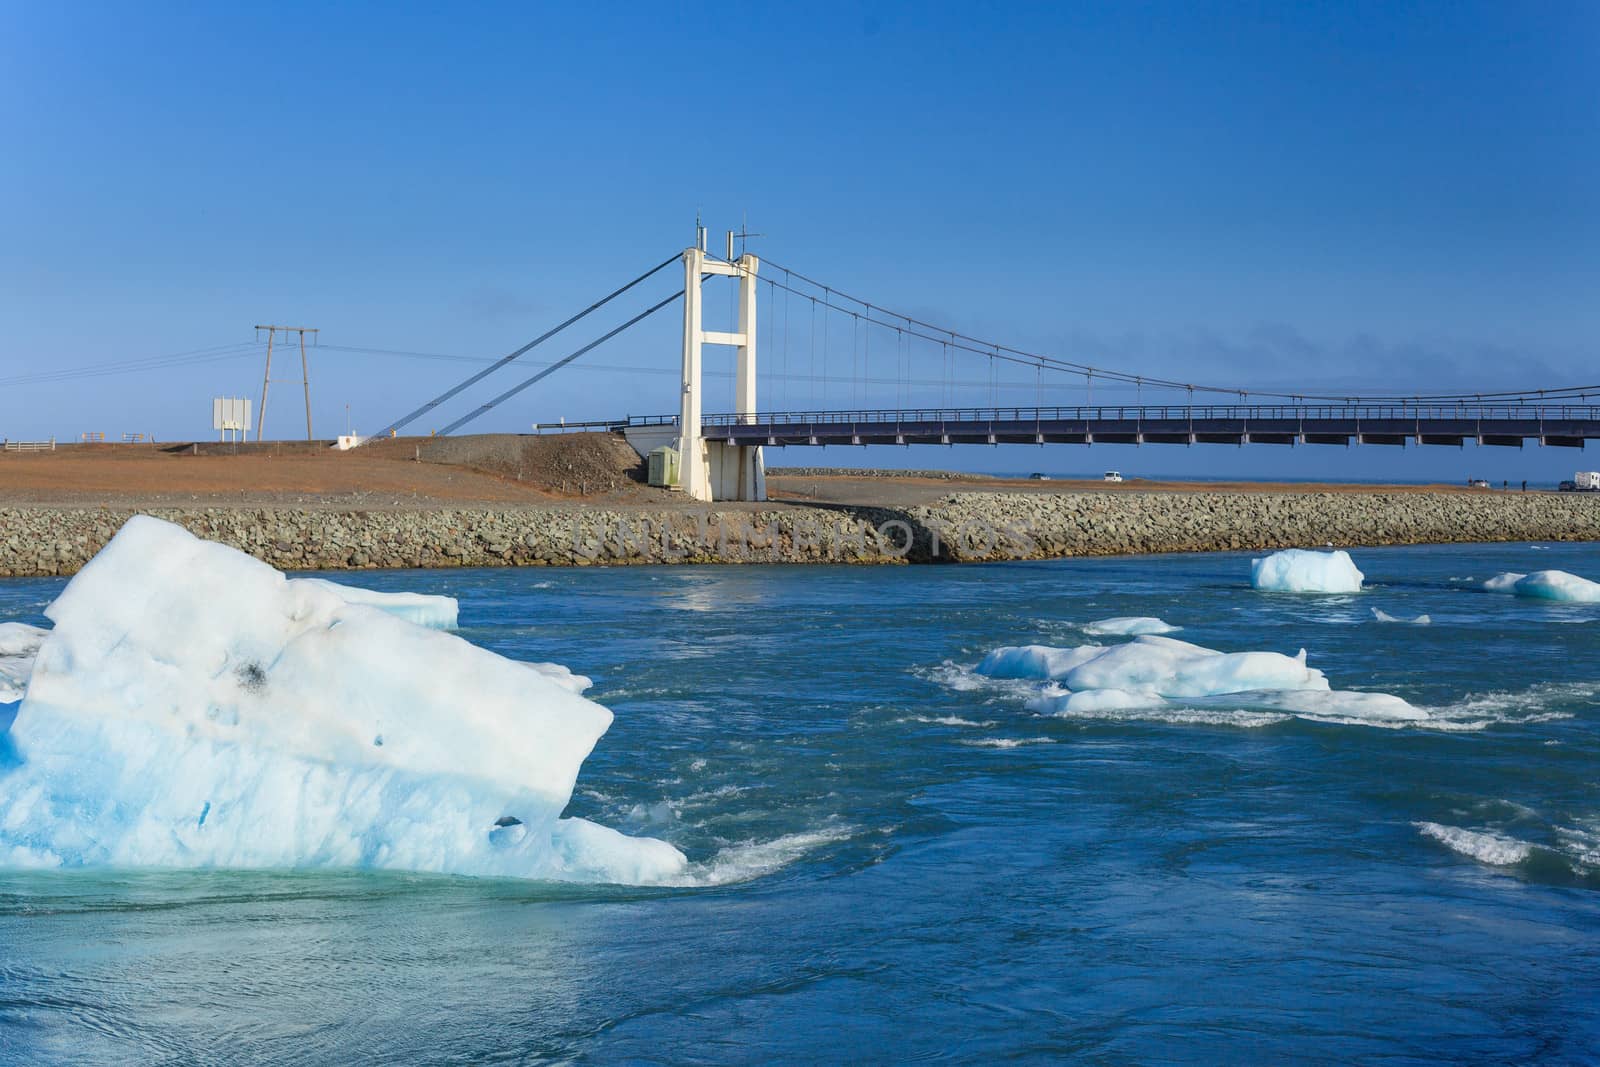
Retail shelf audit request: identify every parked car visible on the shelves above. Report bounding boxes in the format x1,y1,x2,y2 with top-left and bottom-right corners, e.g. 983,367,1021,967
1559,480,1578,492
1028,472,1051,481
1468,478,1490,489
1103,471,1124,483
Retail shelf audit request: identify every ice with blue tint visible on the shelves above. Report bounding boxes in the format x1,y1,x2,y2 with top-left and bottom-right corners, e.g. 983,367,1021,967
1484,569,1600,603
1082,616,1180,636
1250,549,1364,593
982,634,1326,696
298,578,459,629
1371,608,1432,625
0,516,685,883
0,622,47,704
978,634,1426,722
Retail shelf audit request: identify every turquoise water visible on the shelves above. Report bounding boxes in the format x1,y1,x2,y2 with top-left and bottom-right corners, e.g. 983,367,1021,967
2,544,1598,1063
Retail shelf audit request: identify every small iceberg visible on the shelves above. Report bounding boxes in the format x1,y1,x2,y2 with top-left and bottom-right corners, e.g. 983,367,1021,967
1082,616,1180,636
980,634,1328,698
1251,549,1364,594
1371,608,1431,625
1484,570,1600,603
0,516,685,883
975,634,1425,723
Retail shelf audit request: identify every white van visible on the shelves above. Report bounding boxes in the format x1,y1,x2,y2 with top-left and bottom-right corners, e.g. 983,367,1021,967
1103,471,1124,483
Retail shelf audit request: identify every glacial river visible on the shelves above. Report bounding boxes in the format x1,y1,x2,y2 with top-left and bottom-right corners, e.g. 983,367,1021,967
2,544,1598,1063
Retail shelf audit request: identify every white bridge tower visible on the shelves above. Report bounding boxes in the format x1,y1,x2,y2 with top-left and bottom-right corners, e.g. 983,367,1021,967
677,239,765,502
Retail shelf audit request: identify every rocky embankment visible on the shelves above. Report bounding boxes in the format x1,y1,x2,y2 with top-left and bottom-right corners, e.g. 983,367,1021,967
1,491,1596,576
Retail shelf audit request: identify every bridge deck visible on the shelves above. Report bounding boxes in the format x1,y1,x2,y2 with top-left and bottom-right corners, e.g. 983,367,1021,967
626,404,1600,449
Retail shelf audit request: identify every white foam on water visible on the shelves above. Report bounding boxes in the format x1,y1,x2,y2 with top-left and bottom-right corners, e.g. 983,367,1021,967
1371,608,1431,625
896,715,997,727
0,516,684,885
1554,822,1600,871
1415,682,1591,731
961,736,1057,748
1081,616,1180,636
657,824,857,887
1250,549,1365,594
1415,822,1533,867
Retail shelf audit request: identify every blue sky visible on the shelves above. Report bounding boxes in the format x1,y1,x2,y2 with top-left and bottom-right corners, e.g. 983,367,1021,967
2,2,1596,481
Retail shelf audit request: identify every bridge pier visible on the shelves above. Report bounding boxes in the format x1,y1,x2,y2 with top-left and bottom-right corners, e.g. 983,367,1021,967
677,246,765,502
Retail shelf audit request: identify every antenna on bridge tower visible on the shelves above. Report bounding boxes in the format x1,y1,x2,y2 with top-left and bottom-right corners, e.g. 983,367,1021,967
733,212,765,259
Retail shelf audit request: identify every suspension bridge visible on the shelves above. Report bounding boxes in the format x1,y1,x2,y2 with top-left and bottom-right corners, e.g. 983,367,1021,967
332,229,1600,502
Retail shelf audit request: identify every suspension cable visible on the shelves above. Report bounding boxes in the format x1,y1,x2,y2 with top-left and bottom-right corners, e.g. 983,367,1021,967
759,257,1598,405
371,252,681,440
434,291,683,437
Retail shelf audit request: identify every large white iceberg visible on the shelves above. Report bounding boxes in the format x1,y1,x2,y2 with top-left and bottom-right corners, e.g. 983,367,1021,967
1483,569,1600,603
976,634,1425,722
0,516,685,882
1250,549,1364,594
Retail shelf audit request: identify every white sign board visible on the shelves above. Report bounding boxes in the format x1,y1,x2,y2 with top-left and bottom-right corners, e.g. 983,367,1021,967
212,397,251,432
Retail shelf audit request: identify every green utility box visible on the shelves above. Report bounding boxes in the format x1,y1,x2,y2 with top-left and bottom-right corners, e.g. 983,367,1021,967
647,445,681,488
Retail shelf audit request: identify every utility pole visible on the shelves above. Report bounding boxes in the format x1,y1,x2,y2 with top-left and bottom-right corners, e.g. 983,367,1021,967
254,325,319,440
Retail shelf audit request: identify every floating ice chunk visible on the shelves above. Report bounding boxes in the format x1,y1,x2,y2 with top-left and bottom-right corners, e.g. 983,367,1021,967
1484,570,1600,603
521,661,594,694
970,633,1436,727
1371,608,1431,625
1082,616,1180,636
0,623,48,704
1483,572,1526,594
297,578,459,629
1252,689,1426,721
976,643,1106,680
1415,822,1532,866
1045,687,1168,713
1064,635,1327,698
982,635,1328,699
0,516,684,883
1250,549,1364,593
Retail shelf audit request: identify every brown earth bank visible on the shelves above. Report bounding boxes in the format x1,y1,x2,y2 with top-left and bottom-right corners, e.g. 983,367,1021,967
1,434,1596,576
0,434,1532,509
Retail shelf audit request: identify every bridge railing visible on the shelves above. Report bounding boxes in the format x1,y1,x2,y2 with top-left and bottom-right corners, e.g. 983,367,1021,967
623,402,1600,428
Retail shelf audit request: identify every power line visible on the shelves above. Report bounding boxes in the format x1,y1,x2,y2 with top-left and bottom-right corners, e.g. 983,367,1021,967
0,343,260,388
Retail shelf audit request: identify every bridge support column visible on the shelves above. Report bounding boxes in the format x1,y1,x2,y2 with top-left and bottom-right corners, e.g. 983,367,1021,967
678,248,708,501
677,245,765,502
